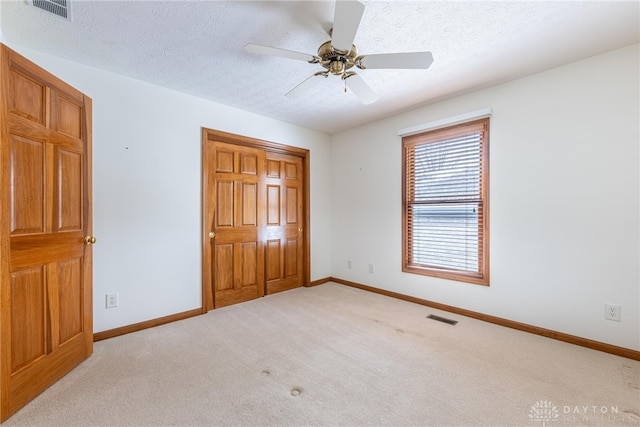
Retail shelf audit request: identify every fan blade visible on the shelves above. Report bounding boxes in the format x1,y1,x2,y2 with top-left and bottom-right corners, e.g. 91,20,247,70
286,73,328,98
344,73,378,104
358,52,434,69
244,43,317,62
331,0,365,53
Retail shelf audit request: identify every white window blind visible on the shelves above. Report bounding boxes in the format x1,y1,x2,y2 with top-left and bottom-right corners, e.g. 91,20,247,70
403,118,489,284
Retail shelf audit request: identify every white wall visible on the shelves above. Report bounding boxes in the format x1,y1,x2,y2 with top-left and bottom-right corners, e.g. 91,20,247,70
330,44,640,351
3,44,332,333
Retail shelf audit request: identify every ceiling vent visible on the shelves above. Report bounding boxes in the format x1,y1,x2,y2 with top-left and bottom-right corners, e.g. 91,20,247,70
28,0,72,21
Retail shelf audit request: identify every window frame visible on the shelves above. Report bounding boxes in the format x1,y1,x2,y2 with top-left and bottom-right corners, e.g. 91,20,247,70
402,117,490,286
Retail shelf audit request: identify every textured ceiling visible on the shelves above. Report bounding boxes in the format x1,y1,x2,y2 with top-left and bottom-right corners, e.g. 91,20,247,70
1,0,638,134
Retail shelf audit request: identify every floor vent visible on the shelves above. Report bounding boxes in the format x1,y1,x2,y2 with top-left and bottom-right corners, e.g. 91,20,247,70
29,0,72,21
427,314,458,325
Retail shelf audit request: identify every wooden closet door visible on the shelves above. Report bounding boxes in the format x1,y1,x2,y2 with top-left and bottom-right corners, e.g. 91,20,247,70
264,152,304,294
0,45,93,421
209,141,265,308
201,129,310,311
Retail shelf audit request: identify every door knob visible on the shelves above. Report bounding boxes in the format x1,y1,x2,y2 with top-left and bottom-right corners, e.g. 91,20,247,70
83,236,97,245
209,232,215,238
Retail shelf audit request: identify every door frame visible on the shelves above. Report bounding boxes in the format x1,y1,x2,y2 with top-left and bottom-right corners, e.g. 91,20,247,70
201,128,310,312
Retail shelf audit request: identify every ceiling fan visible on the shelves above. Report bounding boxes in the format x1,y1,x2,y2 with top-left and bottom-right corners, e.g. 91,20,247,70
244,0,434,104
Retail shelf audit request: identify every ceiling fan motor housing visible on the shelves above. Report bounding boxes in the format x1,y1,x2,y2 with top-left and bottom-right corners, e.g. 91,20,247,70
318,41,357,75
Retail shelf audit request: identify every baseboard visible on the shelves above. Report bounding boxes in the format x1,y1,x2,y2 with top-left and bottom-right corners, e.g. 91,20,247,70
93,308,203,342
307,277,332,287
327,277,640,361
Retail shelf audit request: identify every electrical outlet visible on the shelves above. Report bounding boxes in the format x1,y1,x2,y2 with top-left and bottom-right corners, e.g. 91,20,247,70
604,304,621,322
368,263,374,274
106,293,119,309
347,259,352,269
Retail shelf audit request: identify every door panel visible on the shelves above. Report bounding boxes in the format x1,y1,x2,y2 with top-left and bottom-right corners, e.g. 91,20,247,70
51,92,82,139
264,153,303,294
214,244,234,291
1,45,93,422
56,148,83,231
240,242,257,286
240,153,257,175
284,238,298,277
216,181,234,227
266,240,280,281
286,186,298,223
10,135,45,235
215,149,234,172
57,257,83,344
9,71,45,124
241,183,257,225
267,185,280,225
10,267,46,372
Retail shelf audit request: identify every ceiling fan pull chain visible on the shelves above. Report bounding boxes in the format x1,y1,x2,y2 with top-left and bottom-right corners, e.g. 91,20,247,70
344,79,347,93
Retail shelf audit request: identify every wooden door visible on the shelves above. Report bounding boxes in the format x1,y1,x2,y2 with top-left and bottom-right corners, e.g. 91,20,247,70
0,45,93,421
208,141,265,308
264,153,304,294
201,129,310,311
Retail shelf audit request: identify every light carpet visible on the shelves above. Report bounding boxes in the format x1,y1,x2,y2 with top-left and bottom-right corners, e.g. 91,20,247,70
5,283,640,426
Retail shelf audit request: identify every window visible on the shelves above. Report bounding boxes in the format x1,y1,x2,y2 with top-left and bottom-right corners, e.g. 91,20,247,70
402,118,489,285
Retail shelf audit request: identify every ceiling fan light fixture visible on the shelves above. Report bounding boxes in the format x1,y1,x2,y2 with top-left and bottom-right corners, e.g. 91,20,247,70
317,40,357,76
329,61,345,75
